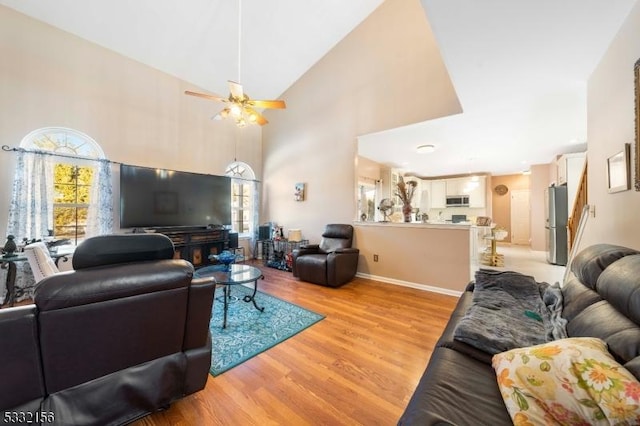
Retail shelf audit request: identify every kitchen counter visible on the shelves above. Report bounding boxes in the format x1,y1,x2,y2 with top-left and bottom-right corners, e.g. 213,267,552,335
353,222,482,295
355,221,474,230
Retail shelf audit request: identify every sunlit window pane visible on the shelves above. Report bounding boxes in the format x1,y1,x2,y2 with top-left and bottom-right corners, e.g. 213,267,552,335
225,162,256,236
53,163,93,242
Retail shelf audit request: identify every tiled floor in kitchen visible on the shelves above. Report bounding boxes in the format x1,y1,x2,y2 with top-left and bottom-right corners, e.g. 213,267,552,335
486,244,566,285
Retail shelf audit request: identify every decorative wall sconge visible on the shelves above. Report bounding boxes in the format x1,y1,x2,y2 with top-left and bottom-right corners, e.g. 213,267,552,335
294,183,305,201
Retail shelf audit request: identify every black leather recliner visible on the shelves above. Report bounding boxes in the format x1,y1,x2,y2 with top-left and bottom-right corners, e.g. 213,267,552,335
292,224,359,287
0,233,215,425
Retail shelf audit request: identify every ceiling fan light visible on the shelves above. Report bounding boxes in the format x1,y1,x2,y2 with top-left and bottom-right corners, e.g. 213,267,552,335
416,144,436,154
230,104,242,117
248,113,257,122
219,109,229,118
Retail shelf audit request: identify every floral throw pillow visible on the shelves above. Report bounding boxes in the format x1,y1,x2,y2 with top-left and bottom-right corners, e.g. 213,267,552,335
492,337,640,425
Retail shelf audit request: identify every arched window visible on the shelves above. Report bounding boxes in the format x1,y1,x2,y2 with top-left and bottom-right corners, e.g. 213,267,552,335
21,127,105,158
8,127,112,244
225,161,257,237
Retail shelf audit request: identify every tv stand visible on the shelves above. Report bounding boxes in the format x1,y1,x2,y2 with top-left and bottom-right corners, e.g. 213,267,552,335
153,226,229,268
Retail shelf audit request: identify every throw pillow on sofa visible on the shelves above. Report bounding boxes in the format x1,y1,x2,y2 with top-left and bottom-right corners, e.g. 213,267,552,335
492,337,640,425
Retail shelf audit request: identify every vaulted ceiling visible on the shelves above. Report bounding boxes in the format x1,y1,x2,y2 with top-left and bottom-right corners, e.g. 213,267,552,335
1,0,637,175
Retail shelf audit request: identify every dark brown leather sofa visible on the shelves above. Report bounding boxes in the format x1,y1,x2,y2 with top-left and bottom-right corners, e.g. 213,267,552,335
292,224,359,287
0,233,215,426
398,244,640,425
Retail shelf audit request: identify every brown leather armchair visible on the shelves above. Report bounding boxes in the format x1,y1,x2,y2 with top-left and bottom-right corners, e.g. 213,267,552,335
292,224,359,287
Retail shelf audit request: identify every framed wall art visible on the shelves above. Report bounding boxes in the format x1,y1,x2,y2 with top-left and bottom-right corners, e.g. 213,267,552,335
607,143,631,193
294,182,305,201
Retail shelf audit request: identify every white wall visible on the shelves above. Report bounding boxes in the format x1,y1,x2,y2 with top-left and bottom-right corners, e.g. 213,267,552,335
530,163,551,251
262,0,462,243
582,1,640,250
0,5,262,238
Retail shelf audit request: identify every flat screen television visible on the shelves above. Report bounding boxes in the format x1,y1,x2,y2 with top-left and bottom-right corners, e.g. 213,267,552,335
119,164,232,229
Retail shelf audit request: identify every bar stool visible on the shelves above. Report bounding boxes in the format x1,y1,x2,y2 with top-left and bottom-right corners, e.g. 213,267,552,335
482,228,508,267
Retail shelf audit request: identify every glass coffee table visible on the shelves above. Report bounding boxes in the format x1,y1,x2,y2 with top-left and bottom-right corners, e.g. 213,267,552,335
194,264,264,328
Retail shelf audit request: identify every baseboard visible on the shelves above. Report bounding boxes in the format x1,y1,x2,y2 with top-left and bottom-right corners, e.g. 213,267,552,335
355,272,463,297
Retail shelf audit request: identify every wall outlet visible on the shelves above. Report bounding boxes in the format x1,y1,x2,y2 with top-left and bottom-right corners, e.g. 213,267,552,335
373,254,379,262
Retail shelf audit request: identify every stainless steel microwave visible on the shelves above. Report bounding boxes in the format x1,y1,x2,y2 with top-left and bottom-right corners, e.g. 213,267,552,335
446,195,469,207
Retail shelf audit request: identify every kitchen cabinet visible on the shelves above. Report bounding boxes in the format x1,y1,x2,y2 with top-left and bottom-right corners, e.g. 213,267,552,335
411,179,423,211
379,167,400,203
446,178,464,196
556,152,586,213
556,153,585,186
420,176,486,210
443,177,486,207
431,180,446,208
468,176,486,208
391,171,400,206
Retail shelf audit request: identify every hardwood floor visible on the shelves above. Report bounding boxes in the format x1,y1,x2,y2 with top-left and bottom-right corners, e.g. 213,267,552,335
134,262,459,425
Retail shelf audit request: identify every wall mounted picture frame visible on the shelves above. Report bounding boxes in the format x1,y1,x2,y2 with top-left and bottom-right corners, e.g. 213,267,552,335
607,143,631,193
634,58,640,191
294,182,305,201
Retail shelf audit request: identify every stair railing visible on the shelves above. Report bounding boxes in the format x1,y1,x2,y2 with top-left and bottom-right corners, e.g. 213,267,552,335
567,160,588,251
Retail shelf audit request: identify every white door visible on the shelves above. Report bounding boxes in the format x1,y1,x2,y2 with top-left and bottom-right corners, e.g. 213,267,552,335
511,190,531,245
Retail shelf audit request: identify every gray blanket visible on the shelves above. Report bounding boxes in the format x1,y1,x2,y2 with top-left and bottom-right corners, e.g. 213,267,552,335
453,269,567,354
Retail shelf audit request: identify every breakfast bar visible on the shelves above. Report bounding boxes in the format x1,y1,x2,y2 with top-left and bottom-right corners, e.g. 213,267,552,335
353,222,488,295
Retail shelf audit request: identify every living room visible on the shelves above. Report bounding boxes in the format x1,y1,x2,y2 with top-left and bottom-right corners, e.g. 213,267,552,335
2,0,640,424
2,0,640,257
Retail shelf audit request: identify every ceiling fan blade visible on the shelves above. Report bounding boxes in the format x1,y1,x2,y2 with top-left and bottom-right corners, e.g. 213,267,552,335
228,81,244,99
250,99,286,109
211,107,231,121
245,107,268,126
185,90,227,103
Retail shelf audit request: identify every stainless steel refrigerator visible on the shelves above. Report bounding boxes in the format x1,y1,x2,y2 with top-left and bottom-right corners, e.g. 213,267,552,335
545,185,568,266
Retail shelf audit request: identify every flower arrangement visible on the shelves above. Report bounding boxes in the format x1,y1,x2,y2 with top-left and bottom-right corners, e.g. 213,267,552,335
395,176,418,206
395,176,418,222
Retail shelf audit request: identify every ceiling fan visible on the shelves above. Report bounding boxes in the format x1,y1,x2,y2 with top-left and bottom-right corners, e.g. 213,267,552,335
185,82,285,127
184,0,285,127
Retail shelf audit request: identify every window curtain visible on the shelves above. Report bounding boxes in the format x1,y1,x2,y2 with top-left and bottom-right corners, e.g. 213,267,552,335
6,150,55,241
86,160,114,237
3,150,53,304
2,151,113,304
250,180,260,258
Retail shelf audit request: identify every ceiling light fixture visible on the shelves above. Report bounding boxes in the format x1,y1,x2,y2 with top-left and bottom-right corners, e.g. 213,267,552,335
416,144,436,154
184,0,286,127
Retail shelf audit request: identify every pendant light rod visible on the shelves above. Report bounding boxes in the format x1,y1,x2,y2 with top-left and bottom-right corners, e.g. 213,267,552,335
237,0,242,83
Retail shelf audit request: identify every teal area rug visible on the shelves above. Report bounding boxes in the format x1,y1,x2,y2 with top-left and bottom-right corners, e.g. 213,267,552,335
209,285,324,376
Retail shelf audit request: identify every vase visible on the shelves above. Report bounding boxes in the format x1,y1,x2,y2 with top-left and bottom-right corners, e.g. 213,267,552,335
402,204,412,223
215,250,237,271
